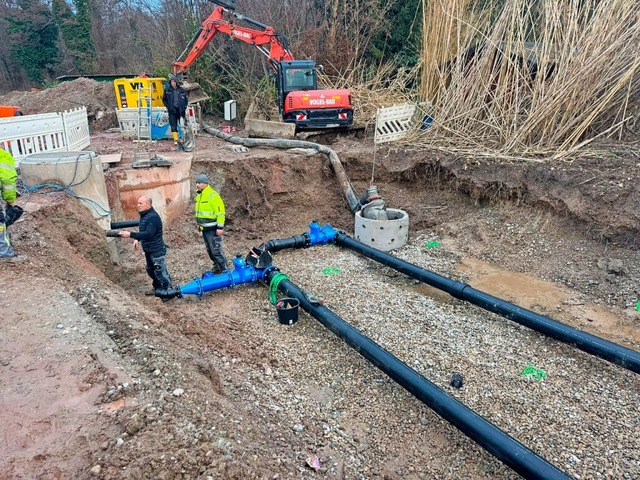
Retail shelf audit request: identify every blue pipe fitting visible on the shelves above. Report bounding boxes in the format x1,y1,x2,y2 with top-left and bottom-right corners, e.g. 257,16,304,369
177,255,272,298
307,221,339,246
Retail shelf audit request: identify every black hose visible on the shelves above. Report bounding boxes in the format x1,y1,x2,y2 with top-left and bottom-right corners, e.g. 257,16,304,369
264,270,571,480
335,233,640,375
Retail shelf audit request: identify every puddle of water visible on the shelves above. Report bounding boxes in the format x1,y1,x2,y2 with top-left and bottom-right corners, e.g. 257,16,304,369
457,258,567,312
457,257,640,344
408,256,640,344
408,283,455,304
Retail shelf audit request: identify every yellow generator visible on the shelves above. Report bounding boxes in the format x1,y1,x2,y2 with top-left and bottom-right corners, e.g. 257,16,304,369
114,77,166,109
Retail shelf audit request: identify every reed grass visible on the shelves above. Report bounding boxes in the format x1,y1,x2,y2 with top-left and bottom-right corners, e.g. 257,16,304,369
408,0,640,159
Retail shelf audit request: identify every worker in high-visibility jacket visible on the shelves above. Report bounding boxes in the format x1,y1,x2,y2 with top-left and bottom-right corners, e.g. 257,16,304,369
0,146,18,259
194,173,228,273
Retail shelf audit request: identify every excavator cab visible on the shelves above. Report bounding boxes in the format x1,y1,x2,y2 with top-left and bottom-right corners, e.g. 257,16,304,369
278,60,318,94
283,66,316,91
275,59,353,129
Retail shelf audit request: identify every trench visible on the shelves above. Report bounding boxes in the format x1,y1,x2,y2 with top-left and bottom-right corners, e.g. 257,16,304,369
23,145,640,479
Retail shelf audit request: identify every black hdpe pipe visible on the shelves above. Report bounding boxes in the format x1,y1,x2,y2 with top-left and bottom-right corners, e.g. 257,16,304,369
265,269,571,480
201,122,360,212
335,233,640,375
261,234,310,253
110,220,139,229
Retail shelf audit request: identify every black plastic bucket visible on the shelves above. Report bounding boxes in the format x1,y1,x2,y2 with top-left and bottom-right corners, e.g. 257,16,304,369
275,298,300,325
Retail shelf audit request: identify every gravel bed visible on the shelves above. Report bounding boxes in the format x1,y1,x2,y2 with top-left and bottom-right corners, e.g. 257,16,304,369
225,233,640,479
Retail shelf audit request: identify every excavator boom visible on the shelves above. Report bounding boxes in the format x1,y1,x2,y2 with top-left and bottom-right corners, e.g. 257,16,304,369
173,3,293,74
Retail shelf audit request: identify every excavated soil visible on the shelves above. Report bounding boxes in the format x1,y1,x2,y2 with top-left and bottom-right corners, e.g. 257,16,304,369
0,78,119,129
2,130,640,480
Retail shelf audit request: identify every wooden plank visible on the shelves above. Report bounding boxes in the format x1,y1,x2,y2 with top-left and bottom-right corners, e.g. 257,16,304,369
101,153,122,164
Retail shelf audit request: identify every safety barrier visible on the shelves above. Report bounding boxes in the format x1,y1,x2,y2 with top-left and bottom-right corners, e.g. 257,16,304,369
116,106,198,140
0,107,90,165
374,103,417,144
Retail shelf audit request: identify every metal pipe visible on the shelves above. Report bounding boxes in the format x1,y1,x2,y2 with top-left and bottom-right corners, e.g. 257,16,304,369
110,220,139,229
175,26,203,63
232,12,268,31
264,270,571,480
335,233,640,375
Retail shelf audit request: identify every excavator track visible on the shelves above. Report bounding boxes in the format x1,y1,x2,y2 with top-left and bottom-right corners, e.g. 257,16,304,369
295,125,365,144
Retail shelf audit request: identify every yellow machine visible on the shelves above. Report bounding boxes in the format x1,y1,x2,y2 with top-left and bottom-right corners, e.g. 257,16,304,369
113,76,201,144
113,77,166,109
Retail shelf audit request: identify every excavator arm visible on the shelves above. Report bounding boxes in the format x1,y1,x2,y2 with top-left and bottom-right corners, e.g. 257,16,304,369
173,0,353,129
173,1,294,75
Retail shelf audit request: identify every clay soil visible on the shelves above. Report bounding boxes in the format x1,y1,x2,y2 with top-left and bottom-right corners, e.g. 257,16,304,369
2,126,640,480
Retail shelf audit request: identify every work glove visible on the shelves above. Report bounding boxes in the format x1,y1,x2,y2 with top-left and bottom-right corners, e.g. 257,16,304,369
5,205,23,227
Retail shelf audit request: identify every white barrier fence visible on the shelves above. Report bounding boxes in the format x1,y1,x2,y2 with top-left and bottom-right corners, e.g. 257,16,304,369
116,106,199,140
0,107,90,165
374,104,417,144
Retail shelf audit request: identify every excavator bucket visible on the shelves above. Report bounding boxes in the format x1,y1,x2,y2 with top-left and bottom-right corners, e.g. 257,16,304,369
182,81,210,104
211,0,236,10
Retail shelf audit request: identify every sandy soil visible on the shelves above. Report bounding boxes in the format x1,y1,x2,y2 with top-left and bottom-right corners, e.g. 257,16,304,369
2,123,640,479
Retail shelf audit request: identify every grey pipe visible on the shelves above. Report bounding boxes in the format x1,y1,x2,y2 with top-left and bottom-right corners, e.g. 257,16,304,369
201,122,360,212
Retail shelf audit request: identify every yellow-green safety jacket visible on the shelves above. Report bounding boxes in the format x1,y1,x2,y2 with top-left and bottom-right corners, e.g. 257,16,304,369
0,149,17,205
195,184,225,230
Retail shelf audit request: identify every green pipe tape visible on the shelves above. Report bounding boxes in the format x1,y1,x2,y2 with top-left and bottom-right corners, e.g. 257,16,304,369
269,272,290,305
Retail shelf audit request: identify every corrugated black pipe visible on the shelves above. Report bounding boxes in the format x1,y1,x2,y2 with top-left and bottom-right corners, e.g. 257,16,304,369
335,233,640,375
264,270,570,480
110,220,139,229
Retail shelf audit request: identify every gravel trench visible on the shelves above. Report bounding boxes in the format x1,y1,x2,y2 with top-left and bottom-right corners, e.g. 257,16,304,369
219,233,640,479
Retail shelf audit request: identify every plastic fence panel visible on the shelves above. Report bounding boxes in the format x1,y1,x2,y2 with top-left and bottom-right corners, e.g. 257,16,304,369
62,107,90,151
374,104,417,144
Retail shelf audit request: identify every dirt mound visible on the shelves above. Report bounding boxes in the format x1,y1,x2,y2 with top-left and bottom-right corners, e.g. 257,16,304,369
0,78,118,130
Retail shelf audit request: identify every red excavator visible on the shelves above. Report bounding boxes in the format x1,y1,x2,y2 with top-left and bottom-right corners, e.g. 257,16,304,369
173,0,353,129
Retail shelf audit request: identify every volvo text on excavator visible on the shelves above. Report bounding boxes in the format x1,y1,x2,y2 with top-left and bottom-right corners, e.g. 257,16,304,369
172,0,353,129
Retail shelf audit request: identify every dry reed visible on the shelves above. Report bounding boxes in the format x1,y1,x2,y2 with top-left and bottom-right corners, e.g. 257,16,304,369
409,0,640,159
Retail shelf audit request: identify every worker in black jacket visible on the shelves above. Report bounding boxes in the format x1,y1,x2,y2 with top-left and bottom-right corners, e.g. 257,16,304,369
119,196,173,296
162,75,188,146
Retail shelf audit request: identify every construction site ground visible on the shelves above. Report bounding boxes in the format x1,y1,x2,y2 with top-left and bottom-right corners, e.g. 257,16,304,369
2,124,640,478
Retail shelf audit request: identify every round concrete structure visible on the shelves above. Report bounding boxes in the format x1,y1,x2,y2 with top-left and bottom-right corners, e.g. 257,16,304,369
354,208,409,252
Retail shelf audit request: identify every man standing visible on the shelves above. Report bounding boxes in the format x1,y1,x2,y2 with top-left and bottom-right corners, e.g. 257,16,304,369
0,146,22,261
162,75,188,147
119,196,173,295
194,173,228,274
